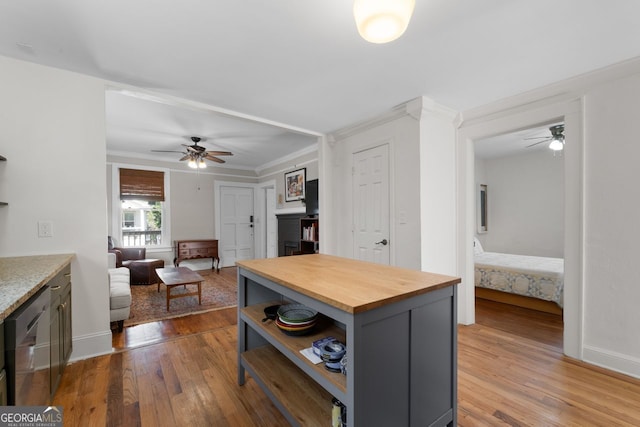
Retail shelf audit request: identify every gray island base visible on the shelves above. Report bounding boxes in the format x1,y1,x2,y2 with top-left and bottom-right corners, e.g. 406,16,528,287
237,254,460,427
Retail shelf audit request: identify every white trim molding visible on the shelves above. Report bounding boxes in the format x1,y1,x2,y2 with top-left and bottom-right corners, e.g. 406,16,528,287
456,97,584,363
583,345,640,380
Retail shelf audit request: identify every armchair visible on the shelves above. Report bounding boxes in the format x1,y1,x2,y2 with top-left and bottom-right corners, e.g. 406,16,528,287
107,237,164,285
112,247,147,268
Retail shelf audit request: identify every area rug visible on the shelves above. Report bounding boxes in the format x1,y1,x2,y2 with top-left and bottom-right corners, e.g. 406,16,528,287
124,266,238,327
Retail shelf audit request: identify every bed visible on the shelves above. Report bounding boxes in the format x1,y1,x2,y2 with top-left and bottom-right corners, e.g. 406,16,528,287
474,238,564,312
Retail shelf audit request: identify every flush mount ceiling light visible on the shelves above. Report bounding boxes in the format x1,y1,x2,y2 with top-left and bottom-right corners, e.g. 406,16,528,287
353,0,416,44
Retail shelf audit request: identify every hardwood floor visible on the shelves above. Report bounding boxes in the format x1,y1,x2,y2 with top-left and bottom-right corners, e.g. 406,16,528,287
55,307,289,426
53,298,640,426
460,299,640,426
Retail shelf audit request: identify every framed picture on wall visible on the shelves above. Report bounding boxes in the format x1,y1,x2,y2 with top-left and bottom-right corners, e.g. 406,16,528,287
285,168,306,202
477,184,488,233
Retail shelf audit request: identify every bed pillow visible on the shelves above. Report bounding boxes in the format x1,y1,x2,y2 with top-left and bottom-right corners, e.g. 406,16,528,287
473,237,484,255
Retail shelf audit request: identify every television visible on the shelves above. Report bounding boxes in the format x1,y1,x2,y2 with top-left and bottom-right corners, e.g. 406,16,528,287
305,179,319,216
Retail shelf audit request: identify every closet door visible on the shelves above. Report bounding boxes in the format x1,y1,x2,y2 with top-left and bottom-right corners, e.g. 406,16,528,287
353,144,390,265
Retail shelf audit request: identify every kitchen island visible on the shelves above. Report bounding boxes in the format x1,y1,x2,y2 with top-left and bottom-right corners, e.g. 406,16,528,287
237,254,460,427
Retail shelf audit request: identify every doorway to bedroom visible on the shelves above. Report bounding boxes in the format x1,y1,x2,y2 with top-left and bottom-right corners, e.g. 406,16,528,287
472,122,565,349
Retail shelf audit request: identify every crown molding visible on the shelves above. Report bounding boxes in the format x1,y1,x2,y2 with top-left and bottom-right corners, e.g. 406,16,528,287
328,96,458,141
254,143,319,175
405,96,458,122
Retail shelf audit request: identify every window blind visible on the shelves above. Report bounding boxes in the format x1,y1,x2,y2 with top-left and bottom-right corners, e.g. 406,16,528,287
119,168,165,201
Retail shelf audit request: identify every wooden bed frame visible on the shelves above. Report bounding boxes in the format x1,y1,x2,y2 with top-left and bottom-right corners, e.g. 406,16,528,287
475,287,563,316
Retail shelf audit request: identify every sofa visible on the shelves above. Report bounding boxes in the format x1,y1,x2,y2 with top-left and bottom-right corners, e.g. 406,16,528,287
108,253,132,332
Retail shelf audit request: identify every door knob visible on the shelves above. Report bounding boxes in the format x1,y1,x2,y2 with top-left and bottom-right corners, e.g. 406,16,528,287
375,239,388,245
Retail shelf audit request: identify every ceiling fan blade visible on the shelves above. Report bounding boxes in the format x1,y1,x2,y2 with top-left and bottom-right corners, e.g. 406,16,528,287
151,150,186,153
179,155,190,161
523,136,550,140
205,154,226,163
205,151,233,156
525,140,549,148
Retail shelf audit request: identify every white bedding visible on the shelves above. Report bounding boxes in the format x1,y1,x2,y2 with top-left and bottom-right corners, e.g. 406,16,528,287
474,251,564,307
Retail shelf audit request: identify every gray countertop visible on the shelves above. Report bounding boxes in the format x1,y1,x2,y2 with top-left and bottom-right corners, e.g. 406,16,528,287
0,253,74,321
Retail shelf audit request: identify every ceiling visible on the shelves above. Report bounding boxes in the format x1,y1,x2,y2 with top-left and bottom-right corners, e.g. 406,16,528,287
105,90,319,171
2,1,640,168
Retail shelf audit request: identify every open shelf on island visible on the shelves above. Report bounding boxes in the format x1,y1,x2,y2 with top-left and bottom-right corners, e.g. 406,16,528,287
242,346,333,426
241,301,347,395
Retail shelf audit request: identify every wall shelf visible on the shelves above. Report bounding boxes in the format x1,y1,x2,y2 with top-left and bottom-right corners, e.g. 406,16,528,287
300,216,319,254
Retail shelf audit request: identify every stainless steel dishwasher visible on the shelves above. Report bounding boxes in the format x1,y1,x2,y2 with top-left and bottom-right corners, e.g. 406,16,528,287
4,284,51,405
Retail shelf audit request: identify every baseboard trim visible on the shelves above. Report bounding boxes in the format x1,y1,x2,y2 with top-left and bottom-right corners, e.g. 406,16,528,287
583,345,640,380
69,330,113,362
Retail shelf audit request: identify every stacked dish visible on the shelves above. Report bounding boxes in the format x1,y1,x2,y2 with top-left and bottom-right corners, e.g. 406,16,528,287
276,303,318,336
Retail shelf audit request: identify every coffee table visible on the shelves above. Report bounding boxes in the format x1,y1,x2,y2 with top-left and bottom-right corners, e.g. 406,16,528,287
155,267,204,311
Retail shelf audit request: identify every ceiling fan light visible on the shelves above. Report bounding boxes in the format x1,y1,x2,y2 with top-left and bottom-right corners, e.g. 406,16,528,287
188,159,198,168
549,138,564,151
198,159,207,169
354,0,415,44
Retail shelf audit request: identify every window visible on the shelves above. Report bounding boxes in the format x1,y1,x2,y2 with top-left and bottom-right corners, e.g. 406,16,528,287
122,211,135,228
113,166,170,248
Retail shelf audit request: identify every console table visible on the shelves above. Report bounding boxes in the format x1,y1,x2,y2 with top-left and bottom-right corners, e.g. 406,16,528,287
173,239,220,272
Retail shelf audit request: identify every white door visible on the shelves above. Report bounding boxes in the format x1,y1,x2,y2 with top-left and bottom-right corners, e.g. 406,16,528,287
353,144,390,264
266,188,278,258
220,186,254,266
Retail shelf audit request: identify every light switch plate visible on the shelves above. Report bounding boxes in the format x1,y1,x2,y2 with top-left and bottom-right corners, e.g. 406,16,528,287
399,211,407,224
38,220,53,238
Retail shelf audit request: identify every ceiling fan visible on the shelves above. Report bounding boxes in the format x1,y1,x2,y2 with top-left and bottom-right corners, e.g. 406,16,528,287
525,124,565,151
152,136,233,168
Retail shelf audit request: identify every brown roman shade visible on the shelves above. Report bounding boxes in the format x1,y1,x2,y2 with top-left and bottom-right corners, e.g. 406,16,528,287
119,168,165,201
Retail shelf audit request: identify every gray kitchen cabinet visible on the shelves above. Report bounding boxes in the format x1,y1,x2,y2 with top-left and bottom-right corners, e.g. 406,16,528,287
50,263,72,398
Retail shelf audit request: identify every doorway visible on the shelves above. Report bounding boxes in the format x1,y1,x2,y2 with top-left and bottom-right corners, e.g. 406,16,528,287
457,98,583,359
473,123,566,346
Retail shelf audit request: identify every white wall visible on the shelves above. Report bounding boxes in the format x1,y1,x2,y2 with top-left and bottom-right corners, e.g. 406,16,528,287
324,98,457,274
258,149,319,212
0,56,112,359
326,111,422,269
481,150,564,257
581,72,640,374
417,99,458,276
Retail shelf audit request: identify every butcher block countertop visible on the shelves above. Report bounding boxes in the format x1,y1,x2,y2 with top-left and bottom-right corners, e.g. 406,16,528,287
0,253,74,321
236,254,460,314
